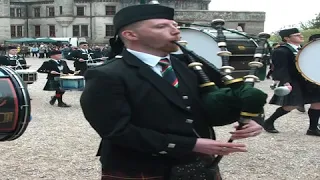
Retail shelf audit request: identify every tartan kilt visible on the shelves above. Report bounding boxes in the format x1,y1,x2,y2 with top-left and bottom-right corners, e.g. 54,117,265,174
269,80,304,106
101,166,222,180
301,81,320,104
101,170,164,180
43,79,60,91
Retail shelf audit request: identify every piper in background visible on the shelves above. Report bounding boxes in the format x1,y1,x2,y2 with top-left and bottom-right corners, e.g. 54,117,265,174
37,50,73,108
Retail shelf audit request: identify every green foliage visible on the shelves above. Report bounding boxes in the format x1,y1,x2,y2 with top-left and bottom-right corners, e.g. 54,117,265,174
269,33,282,42
300,13,320,30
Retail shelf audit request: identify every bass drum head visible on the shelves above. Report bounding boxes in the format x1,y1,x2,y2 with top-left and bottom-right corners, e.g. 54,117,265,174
0,66,31,141
296,40,320,85
173,27,222,68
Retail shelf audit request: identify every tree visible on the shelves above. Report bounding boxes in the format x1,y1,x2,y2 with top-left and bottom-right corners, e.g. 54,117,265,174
300,13,320,29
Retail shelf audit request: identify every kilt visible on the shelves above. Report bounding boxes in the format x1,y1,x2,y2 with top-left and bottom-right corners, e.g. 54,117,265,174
301,81,320,104
269,80,304,106
101,165,222,180
101,170,221,180
101,170,164,180
43,79,60,91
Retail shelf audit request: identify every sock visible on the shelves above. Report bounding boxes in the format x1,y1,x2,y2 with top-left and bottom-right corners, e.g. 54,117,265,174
308,109,320,130
266,107,290,124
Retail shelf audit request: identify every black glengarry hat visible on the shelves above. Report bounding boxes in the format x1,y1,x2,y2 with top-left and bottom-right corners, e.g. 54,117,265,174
7,46,18,50
79,42,88,45
48,50,61,56
279,28,300,39
109,4,174,58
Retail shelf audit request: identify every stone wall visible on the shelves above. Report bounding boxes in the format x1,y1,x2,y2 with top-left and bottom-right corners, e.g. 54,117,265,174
175,10,265,35
0,0,266,44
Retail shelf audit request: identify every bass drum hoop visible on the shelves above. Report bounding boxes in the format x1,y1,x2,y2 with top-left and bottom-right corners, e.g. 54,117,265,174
0,67,31,141
295,40,320,86
175,27,222,68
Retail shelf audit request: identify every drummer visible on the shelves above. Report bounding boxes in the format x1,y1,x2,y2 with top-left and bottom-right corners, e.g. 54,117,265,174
37,50,74,108
6,46,28,69
264,28,320,136
69,42,102,76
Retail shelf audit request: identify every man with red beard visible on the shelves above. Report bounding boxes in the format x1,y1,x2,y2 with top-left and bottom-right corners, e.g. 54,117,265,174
80,4,263,180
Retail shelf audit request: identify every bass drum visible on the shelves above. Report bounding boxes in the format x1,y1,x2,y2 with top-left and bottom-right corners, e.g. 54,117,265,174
174,27,260,79
0,66,31,141
296,39,320,86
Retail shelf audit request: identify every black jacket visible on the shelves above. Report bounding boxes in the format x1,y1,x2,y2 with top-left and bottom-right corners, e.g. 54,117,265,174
80,50,237,176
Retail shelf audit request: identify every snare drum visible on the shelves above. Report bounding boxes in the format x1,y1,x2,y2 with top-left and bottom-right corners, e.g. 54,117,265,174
0,66,31,141
15,69,38,84
59,76,85,91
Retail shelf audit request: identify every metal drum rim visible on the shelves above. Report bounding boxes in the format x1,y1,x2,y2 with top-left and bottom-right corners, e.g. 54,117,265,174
295,39,320,86
0,66,31,141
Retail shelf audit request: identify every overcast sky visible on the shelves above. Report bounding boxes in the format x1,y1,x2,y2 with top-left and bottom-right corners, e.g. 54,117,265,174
209,0,319,33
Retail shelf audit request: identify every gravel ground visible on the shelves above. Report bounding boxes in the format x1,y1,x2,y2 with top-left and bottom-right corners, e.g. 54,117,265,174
0,57,319,180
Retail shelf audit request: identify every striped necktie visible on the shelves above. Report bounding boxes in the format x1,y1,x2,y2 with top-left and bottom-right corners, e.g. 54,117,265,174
158,58,179,88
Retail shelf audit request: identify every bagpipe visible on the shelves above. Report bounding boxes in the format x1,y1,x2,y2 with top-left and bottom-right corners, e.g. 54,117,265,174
173,19,270,167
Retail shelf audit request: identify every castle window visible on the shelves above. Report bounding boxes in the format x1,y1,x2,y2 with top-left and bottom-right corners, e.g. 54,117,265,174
10,8,15,17
34,7,40,17
81,25,88,37
47,7,55,17
16,8,22,17
105,6,116,15
11,26,16,37
77,6,85,16
35,25,41,37
59,6,63,15
17,26,23,37
105,25,114,36
49,25,55,37
73,25,88,37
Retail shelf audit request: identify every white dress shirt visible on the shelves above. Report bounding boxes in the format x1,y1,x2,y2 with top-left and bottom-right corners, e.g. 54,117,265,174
287,43,301,52
126,49,171,77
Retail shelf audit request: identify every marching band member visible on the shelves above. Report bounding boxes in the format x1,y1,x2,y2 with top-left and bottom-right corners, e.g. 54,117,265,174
80,4,263,180
37,50,73,108
264,28,320,136
6,46,27,69
69,42,97,76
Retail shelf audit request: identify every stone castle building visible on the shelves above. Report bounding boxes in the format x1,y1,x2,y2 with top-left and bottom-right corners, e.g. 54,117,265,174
0,0,265,44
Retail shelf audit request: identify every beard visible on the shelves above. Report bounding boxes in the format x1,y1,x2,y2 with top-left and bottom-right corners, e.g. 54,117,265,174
159,42,180,53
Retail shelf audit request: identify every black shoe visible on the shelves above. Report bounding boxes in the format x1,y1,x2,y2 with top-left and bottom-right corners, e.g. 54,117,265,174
306,129,320,136
297,106,306,113
263,120,280,133
58,102,71,107
49,96,56,105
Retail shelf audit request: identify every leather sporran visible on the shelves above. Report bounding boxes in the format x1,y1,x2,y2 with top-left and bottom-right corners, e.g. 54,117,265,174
169,156,221,180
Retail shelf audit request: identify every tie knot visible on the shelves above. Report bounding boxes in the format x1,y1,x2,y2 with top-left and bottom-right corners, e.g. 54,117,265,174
158,58,170,67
